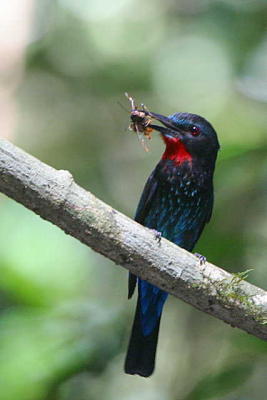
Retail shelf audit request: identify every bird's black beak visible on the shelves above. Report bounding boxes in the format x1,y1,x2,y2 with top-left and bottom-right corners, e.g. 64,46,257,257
147,112,183,140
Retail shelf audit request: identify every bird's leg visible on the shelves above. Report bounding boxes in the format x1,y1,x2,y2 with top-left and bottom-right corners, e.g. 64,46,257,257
151,229,162,245
194,253,207,265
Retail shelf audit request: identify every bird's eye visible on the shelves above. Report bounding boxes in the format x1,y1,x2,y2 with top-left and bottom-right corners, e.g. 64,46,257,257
191,126,200,136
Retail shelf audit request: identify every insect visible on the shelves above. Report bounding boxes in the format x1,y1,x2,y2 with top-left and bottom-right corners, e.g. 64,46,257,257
125,93,154,152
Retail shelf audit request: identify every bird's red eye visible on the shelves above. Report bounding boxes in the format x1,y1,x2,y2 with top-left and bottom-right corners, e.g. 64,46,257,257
191,126,200,136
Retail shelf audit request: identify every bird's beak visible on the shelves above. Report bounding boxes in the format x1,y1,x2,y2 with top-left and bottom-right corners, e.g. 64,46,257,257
147,112,183,140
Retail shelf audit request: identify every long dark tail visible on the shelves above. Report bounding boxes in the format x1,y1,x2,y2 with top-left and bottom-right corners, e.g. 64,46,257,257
124,298,161,377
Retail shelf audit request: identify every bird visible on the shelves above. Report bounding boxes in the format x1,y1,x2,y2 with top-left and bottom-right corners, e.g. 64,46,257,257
124,110,220,377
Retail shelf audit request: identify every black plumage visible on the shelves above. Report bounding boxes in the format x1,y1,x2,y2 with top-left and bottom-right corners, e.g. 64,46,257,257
125,112,220,377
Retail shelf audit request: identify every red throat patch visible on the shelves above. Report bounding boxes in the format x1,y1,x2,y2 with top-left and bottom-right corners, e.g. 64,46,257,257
161,136,192,165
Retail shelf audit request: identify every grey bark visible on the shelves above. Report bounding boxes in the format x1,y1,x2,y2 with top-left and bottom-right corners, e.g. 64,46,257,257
1,138,267,340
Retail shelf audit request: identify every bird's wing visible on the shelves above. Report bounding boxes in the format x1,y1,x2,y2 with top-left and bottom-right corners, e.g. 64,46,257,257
128,170,159,299
136,183,214,252
204,190,214,223
134,171,159,224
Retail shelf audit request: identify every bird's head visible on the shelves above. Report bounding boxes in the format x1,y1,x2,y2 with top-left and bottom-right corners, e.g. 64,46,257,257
149,112,220,166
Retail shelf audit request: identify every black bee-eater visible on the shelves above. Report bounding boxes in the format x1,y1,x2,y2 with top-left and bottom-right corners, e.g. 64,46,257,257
125,110,220,377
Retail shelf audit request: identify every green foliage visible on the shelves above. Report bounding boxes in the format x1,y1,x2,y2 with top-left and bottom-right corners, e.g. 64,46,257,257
184,362,253,400
231,269,254,285
1,0,267,399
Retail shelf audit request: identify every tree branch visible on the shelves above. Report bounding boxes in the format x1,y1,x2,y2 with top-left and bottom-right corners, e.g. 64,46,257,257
1,138,267,340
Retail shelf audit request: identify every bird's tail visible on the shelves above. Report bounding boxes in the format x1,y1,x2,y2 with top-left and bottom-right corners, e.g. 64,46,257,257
124,297,162,377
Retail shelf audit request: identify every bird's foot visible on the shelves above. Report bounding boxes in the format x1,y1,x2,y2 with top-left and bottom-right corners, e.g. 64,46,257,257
194,253,206,266
151,229,162,245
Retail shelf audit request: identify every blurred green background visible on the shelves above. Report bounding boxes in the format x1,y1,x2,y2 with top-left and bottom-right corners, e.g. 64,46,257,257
0,0,267,399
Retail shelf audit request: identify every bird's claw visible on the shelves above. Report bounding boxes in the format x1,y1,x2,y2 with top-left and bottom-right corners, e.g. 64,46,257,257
151,229,162,245
194,253,206,265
